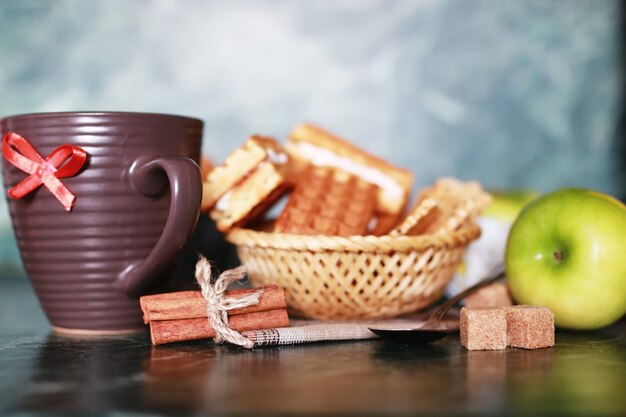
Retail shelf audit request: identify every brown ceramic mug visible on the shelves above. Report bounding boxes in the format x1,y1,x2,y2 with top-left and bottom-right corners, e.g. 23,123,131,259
0,112,203,333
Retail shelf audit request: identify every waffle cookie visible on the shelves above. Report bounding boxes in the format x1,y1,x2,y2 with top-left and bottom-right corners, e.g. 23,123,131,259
286,124,413,219
202,135,291,232
389,198,439,236
394,177,491,235
275,167,377,236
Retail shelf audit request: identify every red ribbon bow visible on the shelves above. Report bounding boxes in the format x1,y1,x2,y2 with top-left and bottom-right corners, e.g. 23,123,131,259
2,132,88,211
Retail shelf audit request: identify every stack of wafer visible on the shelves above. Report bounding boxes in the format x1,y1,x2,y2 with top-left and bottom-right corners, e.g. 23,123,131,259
390,177,492,237
200,124,491,237
285,124,414,235
201,135,292,232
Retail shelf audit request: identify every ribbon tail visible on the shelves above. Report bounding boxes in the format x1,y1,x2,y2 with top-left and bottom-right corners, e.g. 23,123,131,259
8,175,44,200
43,176,76,211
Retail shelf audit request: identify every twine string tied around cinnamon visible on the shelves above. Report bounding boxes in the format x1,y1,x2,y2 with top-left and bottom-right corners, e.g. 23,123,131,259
195,256,261,349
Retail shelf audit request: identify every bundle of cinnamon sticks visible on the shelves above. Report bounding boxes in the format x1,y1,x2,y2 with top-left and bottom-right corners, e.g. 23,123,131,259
140,285,289,345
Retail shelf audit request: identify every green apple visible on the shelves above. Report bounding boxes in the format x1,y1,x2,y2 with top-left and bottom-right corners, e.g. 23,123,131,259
506,188,626,330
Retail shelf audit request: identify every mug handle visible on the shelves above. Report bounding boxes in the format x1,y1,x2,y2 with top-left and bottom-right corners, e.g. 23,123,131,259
118,155,202,297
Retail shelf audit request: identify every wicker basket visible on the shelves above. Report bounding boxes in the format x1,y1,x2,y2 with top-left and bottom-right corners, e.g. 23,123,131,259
226,223,481,320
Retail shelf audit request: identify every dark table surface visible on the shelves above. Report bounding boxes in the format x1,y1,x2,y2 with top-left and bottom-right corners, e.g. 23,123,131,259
1,275,625,417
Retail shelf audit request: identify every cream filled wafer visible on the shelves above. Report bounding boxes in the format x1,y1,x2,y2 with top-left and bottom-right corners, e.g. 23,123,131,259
430,178,491,234
211,162,291,232
275,167,376,236
389,198,439,236
399,177,491,235
202,135,289,212
286,124,413,218
204,135,291,232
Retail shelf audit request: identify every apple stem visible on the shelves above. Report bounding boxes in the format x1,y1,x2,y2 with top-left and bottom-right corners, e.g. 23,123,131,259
554,250,564,262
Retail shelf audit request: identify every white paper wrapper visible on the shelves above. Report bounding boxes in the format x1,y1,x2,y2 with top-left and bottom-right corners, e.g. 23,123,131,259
446,217,511,297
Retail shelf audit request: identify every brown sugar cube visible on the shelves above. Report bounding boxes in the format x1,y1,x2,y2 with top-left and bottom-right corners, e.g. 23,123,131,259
465,282,513,308
505,305,555,349
460,307,507,351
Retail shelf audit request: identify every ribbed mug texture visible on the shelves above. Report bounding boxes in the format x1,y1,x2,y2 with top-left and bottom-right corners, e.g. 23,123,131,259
0,112,202,331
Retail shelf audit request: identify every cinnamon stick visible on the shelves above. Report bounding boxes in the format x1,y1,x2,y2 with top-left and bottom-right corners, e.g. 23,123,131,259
140,285,286,323
150,309,290,345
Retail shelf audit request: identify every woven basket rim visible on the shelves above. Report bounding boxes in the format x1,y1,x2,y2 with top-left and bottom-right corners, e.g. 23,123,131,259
226,222,481,254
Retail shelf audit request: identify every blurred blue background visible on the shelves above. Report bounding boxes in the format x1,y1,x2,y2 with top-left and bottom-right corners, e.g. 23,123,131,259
0,0,624,273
